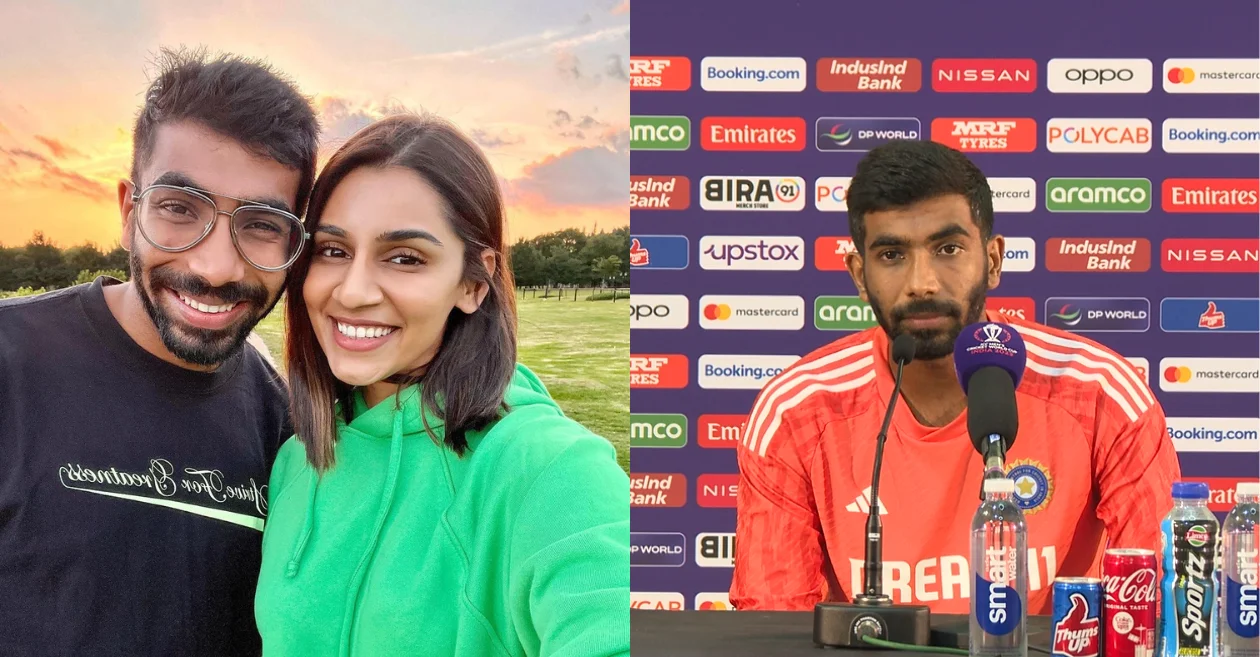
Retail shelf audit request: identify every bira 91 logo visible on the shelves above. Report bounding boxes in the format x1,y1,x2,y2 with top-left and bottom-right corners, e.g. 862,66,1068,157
698,414,746,448
697,474,740,508
931,58,1037,93
700,116,805,151
1161,179,1259,213
815,236,856,270
629,57,692,91
816,57,922,92
700,176,805,211
931,118,1037,153
630,473,687,507
695,532,736,568
631,176,690,210
1045,238,1152,273
1162,238,1260,273
986,297,1036,322
630,354,689,389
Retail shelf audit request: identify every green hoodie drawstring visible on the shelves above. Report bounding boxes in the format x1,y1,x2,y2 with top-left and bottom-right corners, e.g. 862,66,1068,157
338,408,406,657
285,469,318,578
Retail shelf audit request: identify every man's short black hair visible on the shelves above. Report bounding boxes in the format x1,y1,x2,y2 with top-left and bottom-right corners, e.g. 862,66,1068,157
130,46,321,215
846,139,993,254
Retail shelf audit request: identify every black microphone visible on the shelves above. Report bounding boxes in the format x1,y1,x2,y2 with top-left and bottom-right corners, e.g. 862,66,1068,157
858,333,916,604
814,334,931,650
951,321,1027,495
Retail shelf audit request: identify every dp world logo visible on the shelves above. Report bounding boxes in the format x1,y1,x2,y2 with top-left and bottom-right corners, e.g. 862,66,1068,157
1045,297,1150,332
815,117,922,152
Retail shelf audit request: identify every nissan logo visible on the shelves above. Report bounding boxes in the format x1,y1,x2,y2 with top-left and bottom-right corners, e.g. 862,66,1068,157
1065,68,1134,85
631,304,672,320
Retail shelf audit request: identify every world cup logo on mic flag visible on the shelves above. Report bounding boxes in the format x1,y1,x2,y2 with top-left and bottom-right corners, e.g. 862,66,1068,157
966,323,1023,359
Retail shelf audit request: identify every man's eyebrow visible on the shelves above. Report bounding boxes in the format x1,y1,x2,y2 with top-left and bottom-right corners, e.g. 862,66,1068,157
867,223,972,250
926,223,971,242
147,171,294,214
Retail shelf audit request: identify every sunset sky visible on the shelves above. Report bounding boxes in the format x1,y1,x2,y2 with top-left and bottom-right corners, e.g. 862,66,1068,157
0,0,629,250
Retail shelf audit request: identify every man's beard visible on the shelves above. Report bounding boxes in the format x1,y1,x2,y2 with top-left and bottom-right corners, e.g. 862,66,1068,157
867,277,988,361
130,248,277,367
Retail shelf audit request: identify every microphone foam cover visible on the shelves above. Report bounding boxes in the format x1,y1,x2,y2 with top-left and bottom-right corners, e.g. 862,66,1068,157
890,333,916,366
953,321,1027,394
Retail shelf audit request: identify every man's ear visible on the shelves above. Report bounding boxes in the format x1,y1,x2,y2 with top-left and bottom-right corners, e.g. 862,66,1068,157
455,248,496,314
119,180,136,252
845,250,869,303
987,234,1005,291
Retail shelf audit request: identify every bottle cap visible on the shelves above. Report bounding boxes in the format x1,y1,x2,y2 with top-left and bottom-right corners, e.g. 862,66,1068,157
1172,481,1210,499
1236,481,1260,498
984,478,1016,494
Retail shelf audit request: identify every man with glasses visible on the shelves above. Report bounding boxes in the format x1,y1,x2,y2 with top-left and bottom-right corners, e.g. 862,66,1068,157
0,48,318,656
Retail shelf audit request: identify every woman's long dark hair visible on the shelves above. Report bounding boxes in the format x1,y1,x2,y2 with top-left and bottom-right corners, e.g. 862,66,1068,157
285,113,518,473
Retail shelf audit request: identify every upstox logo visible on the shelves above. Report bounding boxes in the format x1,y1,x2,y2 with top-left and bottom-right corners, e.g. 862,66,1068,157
1159,358,1260,393
815,296,877,331
629,414,687,449
698,236,804,271
1045,178,1151,213
631,116,691,150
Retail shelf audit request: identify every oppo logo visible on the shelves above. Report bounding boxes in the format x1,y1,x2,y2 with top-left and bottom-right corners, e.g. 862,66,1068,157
629,294,689,329
631,304,672,320
1065,68,1134,85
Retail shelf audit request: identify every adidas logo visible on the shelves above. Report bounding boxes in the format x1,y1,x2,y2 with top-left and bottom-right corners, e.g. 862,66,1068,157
845,486,889,515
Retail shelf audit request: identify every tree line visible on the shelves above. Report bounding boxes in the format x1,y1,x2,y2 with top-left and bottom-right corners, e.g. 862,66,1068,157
0,227,629,292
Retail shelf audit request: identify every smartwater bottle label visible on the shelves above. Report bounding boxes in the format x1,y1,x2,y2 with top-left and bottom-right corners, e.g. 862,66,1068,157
1226,573,1259,638
975,546,1022,636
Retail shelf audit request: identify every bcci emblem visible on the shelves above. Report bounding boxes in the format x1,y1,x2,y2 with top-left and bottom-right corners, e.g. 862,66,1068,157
1006,459,1053,515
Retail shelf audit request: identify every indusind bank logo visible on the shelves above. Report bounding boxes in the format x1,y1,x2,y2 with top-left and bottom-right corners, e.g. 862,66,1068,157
816,57,922,92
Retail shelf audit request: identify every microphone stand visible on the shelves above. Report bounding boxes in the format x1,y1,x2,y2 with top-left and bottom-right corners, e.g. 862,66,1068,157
814,348,931,649
978,434,1009,500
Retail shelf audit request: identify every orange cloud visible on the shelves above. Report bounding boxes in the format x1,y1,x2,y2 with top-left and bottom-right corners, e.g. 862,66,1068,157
0,147,111,202
612,0,629,14
34,135,85,160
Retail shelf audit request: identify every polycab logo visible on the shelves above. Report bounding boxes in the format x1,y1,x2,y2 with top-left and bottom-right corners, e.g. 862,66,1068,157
931,118,1037,153
1161,179,1259,213
814,177,851,212
630,57,692,91
697,474,740,508
699,236,805,271
696,592,733,610
629,235,689,270
1045,238,1151,273
1000,237,1037,272
815,117,921,152
988,178,1037,213
816,57,922,92
986,297,1036,322
1161,238,1259,273
700,56,807,93
630,473,688,508
931,58,1037,93
1046,58,1153,94
1046,118,1152,153
815,236,856,271
1160,298,1260,333
631,175,690,210
630,354,689,389
699,176,805,211
629,294,689,330
1163,58,1260,94
1162,118,1260,154
1044,297,1150,333
630,532,686,567
700,116,806,151
695,532,737,568
1165,418,1260,453
698,414,745,448
1127,358,1150,385
631,592,685,610
698,354,797,391
1159,358,1260,393
698,295,806,331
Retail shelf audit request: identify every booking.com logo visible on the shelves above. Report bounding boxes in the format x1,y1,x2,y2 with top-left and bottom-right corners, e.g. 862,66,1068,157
703,364,785,380
1166,127,1260,144
1167,425,1258,443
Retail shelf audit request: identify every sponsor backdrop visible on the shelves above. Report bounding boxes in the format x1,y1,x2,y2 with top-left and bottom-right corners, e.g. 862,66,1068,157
628,0,1260,612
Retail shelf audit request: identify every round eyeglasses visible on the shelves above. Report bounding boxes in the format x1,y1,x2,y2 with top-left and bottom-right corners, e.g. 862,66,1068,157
131,183,309,271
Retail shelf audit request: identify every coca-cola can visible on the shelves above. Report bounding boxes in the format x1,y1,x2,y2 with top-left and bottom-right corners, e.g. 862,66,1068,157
1103,548,1158,657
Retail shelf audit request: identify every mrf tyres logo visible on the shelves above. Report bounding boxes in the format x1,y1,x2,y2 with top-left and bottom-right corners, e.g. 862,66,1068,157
629,57,691,91
699,236,804,271
700,176,804,211
1045,178,1151,213
630,354,688,389
1046,238,1151,272
931,118,1037,153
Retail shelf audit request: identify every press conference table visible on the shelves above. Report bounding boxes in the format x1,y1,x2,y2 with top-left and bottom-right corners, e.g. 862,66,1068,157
630,609,1054,656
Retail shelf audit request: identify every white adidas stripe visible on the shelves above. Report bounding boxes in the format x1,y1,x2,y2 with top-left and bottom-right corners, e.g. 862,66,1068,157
1015,324,1154,406
1026,358,1141,422
1024,342,1150,420
757,367,876,457
743,341,874,453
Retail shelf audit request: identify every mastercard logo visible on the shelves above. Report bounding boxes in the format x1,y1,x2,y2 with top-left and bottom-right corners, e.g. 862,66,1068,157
1163,366,1194,383
1167,68,1197,84
699,600,729,610
703,303,732,320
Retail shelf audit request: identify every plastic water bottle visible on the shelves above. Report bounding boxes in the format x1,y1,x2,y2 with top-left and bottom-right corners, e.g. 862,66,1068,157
970,477,1028,657
1220,481,1259,657
1159,481,1219,657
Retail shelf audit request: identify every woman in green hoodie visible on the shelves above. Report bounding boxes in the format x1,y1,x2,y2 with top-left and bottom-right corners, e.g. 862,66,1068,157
253,113,630,656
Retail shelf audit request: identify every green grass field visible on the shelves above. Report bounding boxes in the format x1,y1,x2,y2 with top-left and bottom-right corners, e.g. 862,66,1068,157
253,289,629,471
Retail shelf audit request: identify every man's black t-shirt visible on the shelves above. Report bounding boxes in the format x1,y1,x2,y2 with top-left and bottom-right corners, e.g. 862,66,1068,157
0,277,291,656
